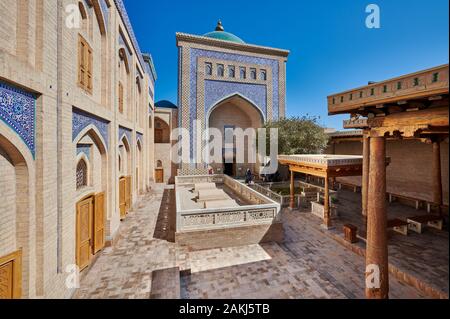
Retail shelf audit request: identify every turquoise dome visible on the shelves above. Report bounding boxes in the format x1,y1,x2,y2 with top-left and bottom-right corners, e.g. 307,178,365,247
203,21,245,44
155,100,177,109
203,31,245,44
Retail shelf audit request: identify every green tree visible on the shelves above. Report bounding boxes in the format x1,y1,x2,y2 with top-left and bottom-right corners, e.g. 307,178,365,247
263,116,329,155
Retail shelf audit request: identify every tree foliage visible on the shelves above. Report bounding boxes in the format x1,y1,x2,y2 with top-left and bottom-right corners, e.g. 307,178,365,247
263,116,329,155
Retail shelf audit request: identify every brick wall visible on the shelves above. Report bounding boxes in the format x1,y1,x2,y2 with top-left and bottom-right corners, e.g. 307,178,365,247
327,139,449,205
0,0,155,299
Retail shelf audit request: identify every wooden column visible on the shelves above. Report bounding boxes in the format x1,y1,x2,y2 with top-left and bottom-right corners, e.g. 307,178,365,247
432,139,443,216
366,136,389,299
323,177,331,228
362,136,370,219
290,170,295,210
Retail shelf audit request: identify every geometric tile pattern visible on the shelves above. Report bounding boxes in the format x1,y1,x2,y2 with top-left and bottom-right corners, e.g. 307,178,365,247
136,132,143,145
0,81,36,157
72,108,110,148
119,126,132,145
204,80,267,118
77,144,91,160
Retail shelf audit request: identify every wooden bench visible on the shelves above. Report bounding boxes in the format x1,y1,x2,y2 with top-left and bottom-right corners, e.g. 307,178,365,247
406,215,444,234
337,181,360,193
387,219,409,236
388,193,424,210
204,199,238,209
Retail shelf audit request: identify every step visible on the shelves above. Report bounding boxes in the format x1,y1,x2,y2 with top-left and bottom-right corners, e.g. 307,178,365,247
150,267,181,299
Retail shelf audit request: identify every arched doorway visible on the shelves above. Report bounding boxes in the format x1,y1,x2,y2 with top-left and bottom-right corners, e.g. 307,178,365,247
0,131,32,299
136,139,143,193
73,128,108,271
208,94,264,177
118,135,132,220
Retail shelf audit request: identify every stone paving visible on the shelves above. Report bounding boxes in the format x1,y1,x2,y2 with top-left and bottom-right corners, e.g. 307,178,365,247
74,184,431,299
73,185,185,299
331,190,449,295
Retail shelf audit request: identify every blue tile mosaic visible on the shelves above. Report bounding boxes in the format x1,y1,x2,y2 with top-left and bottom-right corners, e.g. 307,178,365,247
119,126,132,144
77,144,91,160
188,48,280,160
114,0,146,69
136,132,143,145
99,0,109,30
72,108,110,148
0,81,36,158
204,80,267,118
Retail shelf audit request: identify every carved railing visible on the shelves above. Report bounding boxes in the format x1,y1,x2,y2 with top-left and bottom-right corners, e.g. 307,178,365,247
175,175,280,232
250,181,338,208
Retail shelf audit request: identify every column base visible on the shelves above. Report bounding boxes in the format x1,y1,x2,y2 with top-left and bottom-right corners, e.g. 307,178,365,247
321,224,335,230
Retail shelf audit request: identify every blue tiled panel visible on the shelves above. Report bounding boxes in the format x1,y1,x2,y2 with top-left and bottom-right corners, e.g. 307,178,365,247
119,126,132,144
136,132,143,145
188,48,279,161
0,81,36,158
77,144,91,160
204,80,267,118
72,108,110,148
100,0,109,29
114,0,145,68
149,86,154,100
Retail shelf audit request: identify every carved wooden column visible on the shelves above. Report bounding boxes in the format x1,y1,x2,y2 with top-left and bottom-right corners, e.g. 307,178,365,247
323,177,331,228
432,138,443,216
362,135,370,220
290,170,295,210
366,136,389,299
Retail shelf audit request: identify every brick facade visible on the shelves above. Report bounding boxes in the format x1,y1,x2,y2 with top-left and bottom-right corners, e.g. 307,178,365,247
0,0,156,298
326,137,449,206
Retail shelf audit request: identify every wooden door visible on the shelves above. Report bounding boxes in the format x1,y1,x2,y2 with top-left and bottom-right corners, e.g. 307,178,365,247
93,192,105,254
155,169,164,183
125,176,132,213
0,261,13,299
155,129,163,143
136,168,139,192
119,177,126,220
0,251,21,299
76,197,93,271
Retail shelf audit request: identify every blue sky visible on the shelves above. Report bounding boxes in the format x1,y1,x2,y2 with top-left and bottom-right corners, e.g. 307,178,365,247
124,0,449,130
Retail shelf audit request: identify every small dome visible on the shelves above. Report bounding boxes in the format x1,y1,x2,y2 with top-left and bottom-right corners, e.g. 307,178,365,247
203,20,245,44
155,100,178,109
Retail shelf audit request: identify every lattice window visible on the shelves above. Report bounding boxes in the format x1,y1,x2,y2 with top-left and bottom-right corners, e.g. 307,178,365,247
217,64,224,77
76,159,88,190
250,68,257,80
260,70,267,81
240,67,246,79
205,63,212,76
228,66,235,78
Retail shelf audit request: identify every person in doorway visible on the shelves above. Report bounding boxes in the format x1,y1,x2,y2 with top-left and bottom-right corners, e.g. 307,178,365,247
245,168,253,185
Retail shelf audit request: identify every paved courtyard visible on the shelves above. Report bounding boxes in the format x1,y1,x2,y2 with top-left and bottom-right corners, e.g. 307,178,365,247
74,185,430,299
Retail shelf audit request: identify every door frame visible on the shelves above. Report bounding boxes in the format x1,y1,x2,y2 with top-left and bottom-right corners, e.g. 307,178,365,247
76,196,94,271
155,168,164,183
119,176,127,220
0,250,22,299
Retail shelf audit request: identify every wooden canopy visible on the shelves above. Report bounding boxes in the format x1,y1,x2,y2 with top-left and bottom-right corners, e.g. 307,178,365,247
278,155,363,179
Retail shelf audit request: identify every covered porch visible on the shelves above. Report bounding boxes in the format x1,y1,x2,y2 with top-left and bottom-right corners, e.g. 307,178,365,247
278,155,364,229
